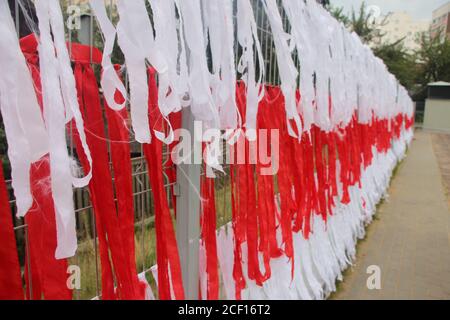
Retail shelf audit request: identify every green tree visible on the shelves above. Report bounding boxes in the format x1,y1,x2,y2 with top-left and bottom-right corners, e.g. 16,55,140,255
373,40,418,91
326,2,388,44
327,2,420,93
349,2,385,44
416,32,450,84
327,5,350,27
412,32,450,100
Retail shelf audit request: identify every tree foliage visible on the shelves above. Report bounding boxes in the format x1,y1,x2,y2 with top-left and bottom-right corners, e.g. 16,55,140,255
349,2,383,43
327,2,416,91
411,32,450,100
328,2,386,43
326,1,450,97
373,40,419,91
416,32,450,85
328,5,350,27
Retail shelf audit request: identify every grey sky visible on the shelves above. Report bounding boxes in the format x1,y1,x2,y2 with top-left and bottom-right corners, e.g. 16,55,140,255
331,0,449,21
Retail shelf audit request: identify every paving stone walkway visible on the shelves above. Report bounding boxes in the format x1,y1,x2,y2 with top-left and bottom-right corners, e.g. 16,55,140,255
431,132,450,208
331,130,450,300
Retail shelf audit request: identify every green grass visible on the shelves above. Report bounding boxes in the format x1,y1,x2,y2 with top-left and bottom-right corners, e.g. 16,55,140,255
70,215,157,300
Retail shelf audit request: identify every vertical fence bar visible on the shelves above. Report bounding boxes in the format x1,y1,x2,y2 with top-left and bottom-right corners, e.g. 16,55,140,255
24,225,32,298
175,106,201,300
78,14,101,298
14,0,20,37
12,0,28,298
140,152,146,273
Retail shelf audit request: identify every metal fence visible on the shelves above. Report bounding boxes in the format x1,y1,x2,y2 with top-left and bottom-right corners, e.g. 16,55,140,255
414,101,425,125
5,0,293,300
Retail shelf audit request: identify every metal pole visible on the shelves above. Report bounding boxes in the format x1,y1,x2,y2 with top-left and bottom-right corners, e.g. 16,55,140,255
175,106,201,300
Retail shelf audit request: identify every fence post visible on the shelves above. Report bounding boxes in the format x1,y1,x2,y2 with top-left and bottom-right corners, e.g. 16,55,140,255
175,106,201,299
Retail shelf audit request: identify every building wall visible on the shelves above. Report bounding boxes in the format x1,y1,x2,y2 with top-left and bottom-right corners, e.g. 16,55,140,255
431,2,450,41
375,11,429,52
424,99,450,132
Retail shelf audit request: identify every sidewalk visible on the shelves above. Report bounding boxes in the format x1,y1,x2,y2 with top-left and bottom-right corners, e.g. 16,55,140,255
331,130,450,300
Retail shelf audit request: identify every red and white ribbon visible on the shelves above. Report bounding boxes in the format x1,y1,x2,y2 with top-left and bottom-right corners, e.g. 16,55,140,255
0,0,48,217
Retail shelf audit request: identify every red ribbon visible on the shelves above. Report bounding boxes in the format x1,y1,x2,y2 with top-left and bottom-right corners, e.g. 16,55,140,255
200,166,219,299
24,157,73,300
266,86,296,275
256,90,282,271
327,132,338,210
143,68,184,300
0,161,23,300
166,111,182,217
104,65,147,299
19,34,71,300
70,45,144,299
313,125,328,221
230,161,246,299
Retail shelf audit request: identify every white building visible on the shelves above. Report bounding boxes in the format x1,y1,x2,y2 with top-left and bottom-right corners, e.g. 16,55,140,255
374,11,430,52
431,2,450,41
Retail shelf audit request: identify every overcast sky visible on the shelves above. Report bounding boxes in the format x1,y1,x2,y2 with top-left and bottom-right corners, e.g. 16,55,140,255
331,0,449,21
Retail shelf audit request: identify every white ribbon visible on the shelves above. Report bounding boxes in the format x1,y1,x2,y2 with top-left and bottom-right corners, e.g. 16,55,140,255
177,0,220,130
148,0,189,144
202,0,240,130
35,0,93,258
137,272,156,300
148,0,189,112
116,0,174,144
306,1,333,131
262,0,302,139
48,0,93,188
89,0,127,111
0,1,49,217
236,0,265,141
217,224,236,300
177,0,224,175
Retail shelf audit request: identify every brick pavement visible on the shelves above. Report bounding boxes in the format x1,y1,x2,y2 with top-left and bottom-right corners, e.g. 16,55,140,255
331,130,450,300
